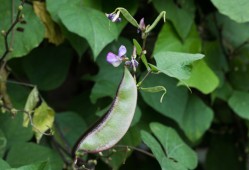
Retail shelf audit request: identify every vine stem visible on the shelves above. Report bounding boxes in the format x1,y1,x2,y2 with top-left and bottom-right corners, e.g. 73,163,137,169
115,145,155,159
0,0,25,63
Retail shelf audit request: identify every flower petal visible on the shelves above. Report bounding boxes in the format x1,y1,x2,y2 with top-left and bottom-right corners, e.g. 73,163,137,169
118,45,127,57
106,52,122,67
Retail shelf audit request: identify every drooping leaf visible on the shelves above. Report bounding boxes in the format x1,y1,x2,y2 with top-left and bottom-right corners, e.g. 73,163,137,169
153,51,204,80
23,45,72,91
140,73,213,142
23,87,39,127
58,5,118,58
228,91,249,120
152,0,196,40
210,0,249,23
182,59,219,94
33,1,64,45
32,101,55,142
0,1,45,59
6,143,63,170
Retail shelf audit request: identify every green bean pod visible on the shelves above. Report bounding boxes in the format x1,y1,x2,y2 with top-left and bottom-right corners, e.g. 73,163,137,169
74,66,137,155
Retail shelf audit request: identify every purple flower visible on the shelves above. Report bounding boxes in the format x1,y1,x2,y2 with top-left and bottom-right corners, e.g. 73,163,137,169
105,12,121,22
106,45,127,67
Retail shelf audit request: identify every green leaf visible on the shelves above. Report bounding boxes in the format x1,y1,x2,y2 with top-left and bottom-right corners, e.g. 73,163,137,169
141,123,198,170
23,87,39,127
90,38,133,103
212,82,233,102
23,45,72,91
9,161,48,170
0,130,7,158
33,101,55,142
154,24,202,53
180,95,214,142
228,45,249,91
203,41,229,73
61,26,89,57
0,114,33,148
140,73,213,142
152,0,195,40
46,0,82,22
6,143,63,170
58,5,118,58
141,131,166,168
182,59,219,94
228,91,249,120
213,13,249,47
154,51,204,80
211,0,249,23
150,123,197,169
55,111,87,147
0,1,45,58
0,158,10,169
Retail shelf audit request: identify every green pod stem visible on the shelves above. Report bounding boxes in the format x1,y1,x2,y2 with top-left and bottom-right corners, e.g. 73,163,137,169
74,67,137,156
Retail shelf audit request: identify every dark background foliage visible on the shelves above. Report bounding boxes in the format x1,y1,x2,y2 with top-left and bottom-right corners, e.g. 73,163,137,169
1,0,249,169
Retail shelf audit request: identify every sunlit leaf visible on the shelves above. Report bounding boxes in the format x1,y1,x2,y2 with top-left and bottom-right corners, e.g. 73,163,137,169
182,59,219,94
33,101,55,142
33,1,64,45
154,52,204,80
23,87,39,127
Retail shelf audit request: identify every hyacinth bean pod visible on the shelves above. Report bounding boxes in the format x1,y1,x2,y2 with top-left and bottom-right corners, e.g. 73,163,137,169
74,66,137,157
